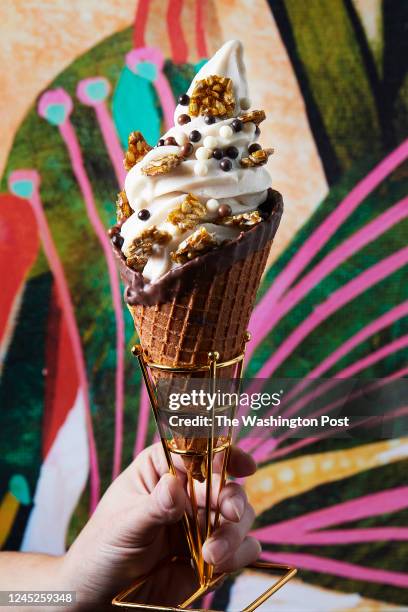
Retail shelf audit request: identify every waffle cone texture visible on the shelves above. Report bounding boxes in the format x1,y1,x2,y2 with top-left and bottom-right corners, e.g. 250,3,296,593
115,189,283,367
128,242,270,367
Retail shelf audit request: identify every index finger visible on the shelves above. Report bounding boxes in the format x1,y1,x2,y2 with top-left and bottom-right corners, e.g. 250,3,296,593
214,446,257,478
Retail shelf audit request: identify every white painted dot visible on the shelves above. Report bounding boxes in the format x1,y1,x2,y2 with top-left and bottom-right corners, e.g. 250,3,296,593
240,97,251,110
321,458,334,471
195,147,211,160
300,458,315,474
260,477,274,492
206,198,219,213
219,125,233,139
339,457,351,468
194,161,208,176
203,135,217,149
278,467,294,483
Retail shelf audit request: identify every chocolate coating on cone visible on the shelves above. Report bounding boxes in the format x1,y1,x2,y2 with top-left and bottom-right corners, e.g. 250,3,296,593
113,189,283,307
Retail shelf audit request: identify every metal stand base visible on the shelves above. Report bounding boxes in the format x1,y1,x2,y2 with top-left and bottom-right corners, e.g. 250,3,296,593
112,335,296,610
112,557,297,611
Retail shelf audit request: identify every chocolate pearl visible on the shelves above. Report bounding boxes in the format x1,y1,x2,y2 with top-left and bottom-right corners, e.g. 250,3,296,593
212,147,223,160
157,138,165,147
108,225,119,237
204,114,215,124
220,158,232,171
180,142,194,157
177,114,191,125
164,136,177,146
138,209,150,221
231,119,243,132
218,204,232,218
255,126,261,136
225,146,239,159
178,93,190,105
248,143,262,154
189,130,201,143
111,233,124,248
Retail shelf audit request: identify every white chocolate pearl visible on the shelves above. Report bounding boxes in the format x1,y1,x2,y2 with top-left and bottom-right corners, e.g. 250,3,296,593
195,147,211,160
219,125,233,139
240,97,251,110
194,161,208,176
203,136,217,149
175,130,188,145
206,198,219,213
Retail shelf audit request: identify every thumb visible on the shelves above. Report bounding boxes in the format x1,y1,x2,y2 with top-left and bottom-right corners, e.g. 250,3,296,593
126,474,186,546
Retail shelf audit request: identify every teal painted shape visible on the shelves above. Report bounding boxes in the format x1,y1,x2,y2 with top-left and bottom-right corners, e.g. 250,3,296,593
86,81,109,102
9,475,31,505
194,59,208,72
10,180,34,199
133,61,157,82
45,104,68,126
112,66,161,148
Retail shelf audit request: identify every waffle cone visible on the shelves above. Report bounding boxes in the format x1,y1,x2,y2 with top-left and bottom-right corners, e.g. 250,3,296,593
115,190,284,479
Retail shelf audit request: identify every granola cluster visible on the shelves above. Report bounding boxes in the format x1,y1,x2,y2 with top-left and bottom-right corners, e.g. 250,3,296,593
125,226,171,271
189,75,235,118
171,227,217,264
141,153,183,177
238,110,266,125
124,131,152,170
240,148,274,168
217,210,262,229
167,194,207,232
116,190,132,223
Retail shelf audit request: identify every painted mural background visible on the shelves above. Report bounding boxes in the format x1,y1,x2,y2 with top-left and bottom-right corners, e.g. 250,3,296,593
0,1,407,609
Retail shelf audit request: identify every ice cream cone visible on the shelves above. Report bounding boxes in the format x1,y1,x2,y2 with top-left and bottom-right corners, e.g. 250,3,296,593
111,40,284,479
115,189,283,479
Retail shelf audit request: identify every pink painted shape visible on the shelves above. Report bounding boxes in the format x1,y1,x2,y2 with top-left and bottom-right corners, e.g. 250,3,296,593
257,247,408,379
267,485,408,536
253,342,408,464
239,248,408,450
261,551,408,588
247,140,408,361
57,117,125,481
247,300,408,456
268,402,408,462
38,88,73,119
155,72,176,131
133,385,151,457
76,79,125,187
8,170,100,511
279,301,408,407
126,47,175,130
251,196,408,358
126,48,165,71
94,104,126,186
256,527,408,546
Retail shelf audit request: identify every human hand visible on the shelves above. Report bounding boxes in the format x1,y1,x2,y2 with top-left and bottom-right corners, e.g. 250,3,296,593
62,442,260,610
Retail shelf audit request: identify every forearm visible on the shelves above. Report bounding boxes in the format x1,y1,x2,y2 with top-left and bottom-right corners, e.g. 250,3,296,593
0,553,81,611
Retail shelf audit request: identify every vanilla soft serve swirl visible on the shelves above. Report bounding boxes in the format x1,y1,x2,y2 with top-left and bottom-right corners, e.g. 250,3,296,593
120,40,272,282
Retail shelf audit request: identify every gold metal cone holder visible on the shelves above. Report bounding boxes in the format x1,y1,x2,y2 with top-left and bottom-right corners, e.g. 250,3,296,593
112,332,296,610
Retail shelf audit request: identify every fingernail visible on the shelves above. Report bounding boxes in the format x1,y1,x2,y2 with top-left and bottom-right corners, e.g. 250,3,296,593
158,476,175,510
205,538,229,564
230,495,245,521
